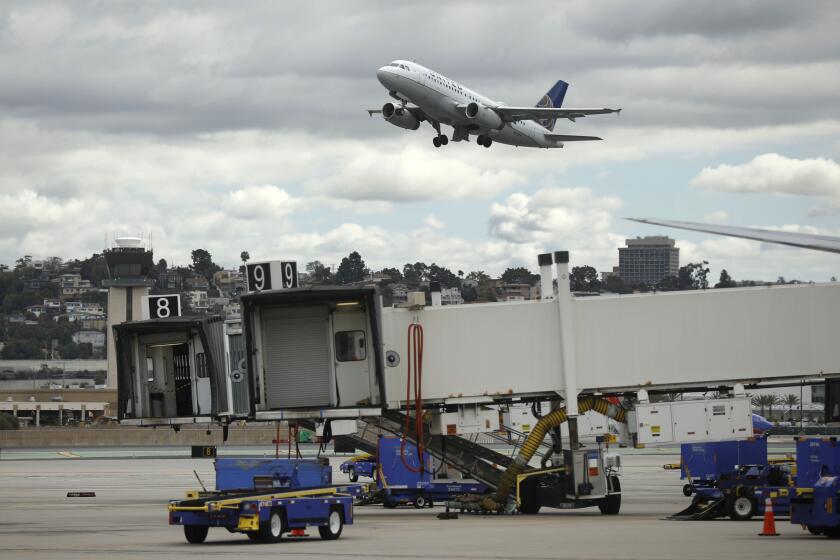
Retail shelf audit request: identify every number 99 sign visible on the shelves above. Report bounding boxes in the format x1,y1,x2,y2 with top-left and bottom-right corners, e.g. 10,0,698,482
246,261,298,292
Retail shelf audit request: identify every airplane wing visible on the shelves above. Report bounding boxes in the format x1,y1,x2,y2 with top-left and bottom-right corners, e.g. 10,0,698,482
627,218,840,254
545,134,602,142
494,107,620,122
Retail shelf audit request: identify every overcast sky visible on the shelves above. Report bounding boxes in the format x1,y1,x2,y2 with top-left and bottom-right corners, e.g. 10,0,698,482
2,0,840,282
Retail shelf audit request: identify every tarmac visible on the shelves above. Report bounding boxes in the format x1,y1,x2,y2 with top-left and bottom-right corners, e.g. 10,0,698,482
0,443,832,559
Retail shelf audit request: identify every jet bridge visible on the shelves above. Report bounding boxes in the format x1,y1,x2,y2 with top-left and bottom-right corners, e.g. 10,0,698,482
236,254,840,429
114,315,242,425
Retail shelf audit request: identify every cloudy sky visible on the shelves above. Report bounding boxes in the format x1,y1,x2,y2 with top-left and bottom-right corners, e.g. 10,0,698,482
2,1,840,282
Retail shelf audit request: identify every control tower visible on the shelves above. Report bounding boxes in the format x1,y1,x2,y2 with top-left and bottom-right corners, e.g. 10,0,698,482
103,236,155,388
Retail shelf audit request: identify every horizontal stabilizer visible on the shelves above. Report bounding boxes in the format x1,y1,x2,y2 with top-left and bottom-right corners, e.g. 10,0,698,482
545,134,602,142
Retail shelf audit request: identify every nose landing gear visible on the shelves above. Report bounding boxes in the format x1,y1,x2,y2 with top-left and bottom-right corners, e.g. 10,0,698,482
433,134,449,148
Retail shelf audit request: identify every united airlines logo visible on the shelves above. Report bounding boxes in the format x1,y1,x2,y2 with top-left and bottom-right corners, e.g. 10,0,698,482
536,94,556,129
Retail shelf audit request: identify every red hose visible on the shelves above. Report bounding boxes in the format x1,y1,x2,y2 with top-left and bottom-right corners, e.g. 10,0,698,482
401,323,425,473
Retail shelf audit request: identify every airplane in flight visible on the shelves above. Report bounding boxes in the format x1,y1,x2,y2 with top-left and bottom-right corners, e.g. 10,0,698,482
628,217,840,254
369,60,621,149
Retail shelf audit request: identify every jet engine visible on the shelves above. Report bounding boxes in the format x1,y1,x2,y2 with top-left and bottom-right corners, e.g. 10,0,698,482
382,102,420,130
465,102,503,130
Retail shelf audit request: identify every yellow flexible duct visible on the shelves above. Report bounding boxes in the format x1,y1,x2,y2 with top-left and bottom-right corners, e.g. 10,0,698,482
488,396,626,507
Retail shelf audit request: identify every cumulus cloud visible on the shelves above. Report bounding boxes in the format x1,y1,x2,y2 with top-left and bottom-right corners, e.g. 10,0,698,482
690,153,840,198
488,187,624,268
305,146,524,202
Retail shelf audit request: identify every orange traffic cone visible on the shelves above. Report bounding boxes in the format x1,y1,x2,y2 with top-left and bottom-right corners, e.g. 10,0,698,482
758,496,779,536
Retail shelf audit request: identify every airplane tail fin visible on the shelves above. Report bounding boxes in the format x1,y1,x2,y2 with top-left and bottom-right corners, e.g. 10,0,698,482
535,80,568,131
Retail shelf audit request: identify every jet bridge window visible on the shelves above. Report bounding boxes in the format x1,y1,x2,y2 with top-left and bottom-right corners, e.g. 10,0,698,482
195,352,208,379
335,331,366,362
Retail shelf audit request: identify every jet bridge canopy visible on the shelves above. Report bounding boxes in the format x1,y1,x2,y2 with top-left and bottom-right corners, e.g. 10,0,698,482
114,315,229,425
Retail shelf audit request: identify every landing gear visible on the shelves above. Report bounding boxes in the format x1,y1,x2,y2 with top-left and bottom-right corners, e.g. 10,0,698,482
475,134,492,148
432,134,448,148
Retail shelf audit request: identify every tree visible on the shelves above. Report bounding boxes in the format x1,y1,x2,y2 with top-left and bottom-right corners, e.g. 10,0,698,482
240,251,250,263
378,267,403,283
783,394,801,422
715,269,736,289
403,262,429,286
570,265,601,292
1,339,43,359
501,267,538,285
190,249,221,279
427,263,459,287
157,258,168,271
335,252,368,285
306,261,334,284
604,275,632,294
678,261,710,290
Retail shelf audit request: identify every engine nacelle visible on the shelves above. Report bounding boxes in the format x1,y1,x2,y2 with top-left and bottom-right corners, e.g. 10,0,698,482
382,102,420,130
465,102,503,130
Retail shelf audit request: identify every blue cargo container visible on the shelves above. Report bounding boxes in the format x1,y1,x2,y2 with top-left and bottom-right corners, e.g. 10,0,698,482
214,458,331,492
796,437,840,486
681,438,768,488
790,437,840,538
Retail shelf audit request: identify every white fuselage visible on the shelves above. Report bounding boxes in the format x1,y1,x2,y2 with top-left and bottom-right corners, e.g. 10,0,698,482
377,61,561,148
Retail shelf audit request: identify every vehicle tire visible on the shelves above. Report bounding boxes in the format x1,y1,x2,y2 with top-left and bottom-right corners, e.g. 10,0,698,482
823,527,840,539
476,134,485,145
682,484,694,497
383,499,397,509
433,137,441,148
440,135,448,146
483,137,493,148
518,478,540,515
728,496,755,521
258,510,285,543
414,495,427,509
599,476,622,515
318,507,344,540
348,467,359,482
183,525,209,544
807,526,823,536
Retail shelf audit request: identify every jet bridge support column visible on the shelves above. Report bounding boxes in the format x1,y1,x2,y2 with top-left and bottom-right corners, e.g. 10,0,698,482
554,251,579,420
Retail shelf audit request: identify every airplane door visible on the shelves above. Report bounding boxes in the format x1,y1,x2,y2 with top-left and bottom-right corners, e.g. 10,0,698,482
331,310,373,407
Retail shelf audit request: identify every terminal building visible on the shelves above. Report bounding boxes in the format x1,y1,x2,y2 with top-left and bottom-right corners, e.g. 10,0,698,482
618,236,679,285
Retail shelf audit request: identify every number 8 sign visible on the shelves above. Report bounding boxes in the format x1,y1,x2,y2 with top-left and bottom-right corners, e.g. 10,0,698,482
246,261,298,292
142,294,182,320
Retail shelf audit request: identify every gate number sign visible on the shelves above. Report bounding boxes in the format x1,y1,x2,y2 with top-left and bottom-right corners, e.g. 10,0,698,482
143,294,181,320
246,261,298,292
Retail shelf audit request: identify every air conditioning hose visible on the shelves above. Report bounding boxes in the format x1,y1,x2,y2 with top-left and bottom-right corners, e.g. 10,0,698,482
483,396,626,510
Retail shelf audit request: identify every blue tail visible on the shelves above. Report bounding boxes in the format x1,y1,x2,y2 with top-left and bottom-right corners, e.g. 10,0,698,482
535,80,568,131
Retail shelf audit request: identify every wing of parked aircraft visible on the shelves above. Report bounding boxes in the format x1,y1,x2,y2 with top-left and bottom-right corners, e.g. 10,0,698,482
627,217,840,254
493,106,620,122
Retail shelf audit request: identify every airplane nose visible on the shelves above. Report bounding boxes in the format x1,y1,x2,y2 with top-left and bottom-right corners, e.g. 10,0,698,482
377,67,391,87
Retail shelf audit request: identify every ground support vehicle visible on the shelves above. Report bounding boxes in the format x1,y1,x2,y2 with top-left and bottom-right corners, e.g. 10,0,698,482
340,453,377,482
671,464,792,521
168,458,364,544
670,438,795,521
375,437,490,508
790,437,840,538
